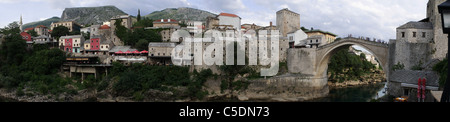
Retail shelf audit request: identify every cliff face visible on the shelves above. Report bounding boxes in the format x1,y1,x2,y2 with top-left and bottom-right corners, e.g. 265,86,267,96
145,7,217,22
60,6,128,25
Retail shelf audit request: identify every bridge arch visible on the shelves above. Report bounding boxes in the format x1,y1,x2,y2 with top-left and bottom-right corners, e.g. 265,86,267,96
314,38,389,79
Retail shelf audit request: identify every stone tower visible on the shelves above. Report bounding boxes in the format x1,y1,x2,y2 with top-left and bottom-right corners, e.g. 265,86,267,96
276,8,300,37
427,0,448,60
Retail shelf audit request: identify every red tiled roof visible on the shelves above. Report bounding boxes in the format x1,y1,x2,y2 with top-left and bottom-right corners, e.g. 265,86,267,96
24,27,34,31
153,19,178,23
219,13,239,18
36,25,47,28
99,25,110,29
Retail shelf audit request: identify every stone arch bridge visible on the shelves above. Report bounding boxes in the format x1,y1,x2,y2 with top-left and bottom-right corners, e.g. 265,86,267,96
287,37,389,85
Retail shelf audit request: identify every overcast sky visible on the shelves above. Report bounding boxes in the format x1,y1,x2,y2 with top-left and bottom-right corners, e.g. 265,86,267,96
1,0,428,41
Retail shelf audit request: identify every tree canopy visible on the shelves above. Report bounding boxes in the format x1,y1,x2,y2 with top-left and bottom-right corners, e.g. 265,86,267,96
51,26,69,40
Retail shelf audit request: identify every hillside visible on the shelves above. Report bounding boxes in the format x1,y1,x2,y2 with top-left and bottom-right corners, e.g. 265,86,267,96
145,7,216,22
22,17,60,29
60,5,128,26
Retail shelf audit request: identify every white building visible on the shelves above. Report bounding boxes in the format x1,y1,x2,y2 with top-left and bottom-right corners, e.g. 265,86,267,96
218,13,241,33
287,29,308,46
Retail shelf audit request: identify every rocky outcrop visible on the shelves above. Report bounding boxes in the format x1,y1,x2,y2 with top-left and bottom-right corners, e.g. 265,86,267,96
61,6,127,25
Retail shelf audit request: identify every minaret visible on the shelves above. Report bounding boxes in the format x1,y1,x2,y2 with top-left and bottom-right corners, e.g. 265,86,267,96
19,15,23,32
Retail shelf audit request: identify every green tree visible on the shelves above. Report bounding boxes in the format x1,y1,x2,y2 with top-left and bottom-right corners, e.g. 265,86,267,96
69,31,81,35
137,9,141,22
219,42,247,92
51,26,69,41
328,49,376,82
133,18,154,27
0,22,26,66
433,58,447,87
114,19,129,45
28,30,38,37
136,39,149,51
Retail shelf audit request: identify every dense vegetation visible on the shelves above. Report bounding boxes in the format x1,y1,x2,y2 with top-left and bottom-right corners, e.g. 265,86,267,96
114,18,161,49
109,62,212,100
433,58,447,87
328,49,377,83
0,22,76,97
0,21,214,101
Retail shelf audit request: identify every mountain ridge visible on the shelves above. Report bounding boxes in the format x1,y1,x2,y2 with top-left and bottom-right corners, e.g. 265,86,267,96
144,7,217,22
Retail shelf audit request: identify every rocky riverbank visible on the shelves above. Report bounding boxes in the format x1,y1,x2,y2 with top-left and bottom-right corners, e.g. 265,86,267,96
327,70,385,88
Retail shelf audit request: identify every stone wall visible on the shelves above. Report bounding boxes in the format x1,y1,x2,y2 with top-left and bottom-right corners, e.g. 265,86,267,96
428,0,448,60
204,74,329,101
287,48,317,75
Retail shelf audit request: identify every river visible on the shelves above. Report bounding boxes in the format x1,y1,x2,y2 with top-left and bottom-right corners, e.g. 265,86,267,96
305,82,386,102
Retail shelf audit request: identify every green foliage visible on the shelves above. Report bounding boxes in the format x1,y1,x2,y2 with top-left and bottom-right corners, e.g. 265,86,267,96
27,30,38,37
16,87,25,96
133,18,154,27
69,31,81,35
112,64,191,97
133,91,144,101
21,48,66,75
51,26,69,40
411,61,423,70
433,58,447,87
179,21,188,27
136,39,149,51
300,26,309,32
114,19,129,43
392,62,405,71
116,18,161,47
82,31,90,40
137,9,141,22
328,49,376,83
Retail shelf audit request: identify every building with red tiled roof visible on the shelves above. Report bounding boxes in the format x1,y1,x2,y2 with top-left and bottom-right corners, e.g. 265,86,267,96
219,13,240,18
153,19,179,28
34,25,50,37
20,32,32,42
24,27,34,32
217,12,241,32
99,25,111,30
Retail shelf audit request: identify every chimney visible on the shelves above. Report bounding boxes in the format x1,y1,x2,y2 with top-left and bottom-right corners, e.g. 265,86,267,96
161,19,164,22
270,21,272,27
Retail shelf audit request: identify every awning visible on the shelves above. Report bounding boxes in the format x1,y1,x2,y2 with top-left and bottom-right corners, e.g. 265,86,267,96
115,50,123,54
140,50,149,53
124,50,132,54
132,50,140,54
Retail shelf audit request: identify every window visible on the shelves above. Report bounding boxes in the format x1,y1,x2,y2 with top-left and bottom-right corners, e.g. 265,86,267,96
413,32,416,37
106,46,108,48
310,40,312,43
316,39,318,42
86,45,88,47
101,46,103,48
401,32,405,38
91,46,93,48
422,32,426,38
